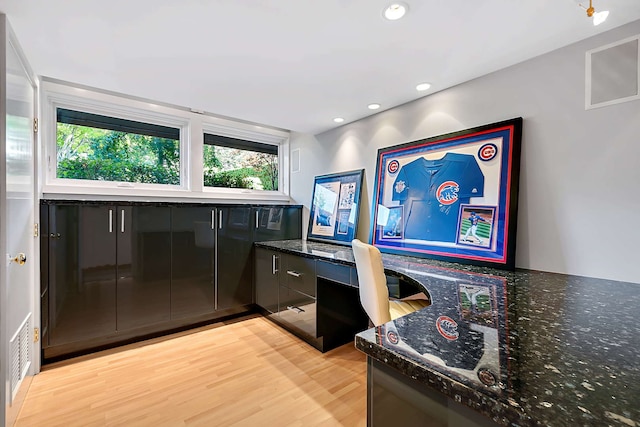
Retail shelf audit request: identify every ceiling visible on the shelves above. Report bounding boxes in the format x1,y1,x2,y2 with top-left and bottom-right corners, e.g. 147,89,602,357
2,1,640,135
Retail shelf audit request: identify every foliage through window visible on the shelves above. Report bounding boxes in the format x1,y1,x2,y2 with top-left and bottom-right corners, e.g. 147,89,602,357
56,108,181,185
203,133,278,191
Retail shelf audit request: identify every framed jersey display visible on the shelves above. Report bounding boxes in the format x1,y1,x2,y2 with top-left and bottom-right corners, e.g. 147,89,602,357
307,169,364,245
371,118,522,269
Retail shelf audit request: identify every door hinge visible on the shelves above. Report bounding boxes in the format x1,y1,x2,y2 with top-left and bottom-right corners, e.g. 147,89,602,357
33,328,39,343
34,223,39,237
33,118,38,133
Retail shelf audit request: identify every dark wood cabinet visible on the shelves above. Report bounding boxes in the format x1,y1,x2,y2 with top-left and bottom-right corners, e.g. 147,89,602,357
116,206,171,330
254,249,369,352
254,248,279,314
253,206,302,243
41,201,302,361
44,204,117,348
217,206,254,309
171,206,216,319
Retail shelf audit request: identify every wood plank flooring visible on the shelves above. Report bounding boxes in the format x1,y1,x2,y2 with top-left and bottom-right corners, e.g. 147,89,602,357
15,315,367,427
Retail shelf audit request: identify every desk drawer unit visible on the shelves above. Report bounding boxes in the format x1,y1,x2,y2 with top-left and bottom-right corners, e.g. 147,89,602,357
282,255,316,297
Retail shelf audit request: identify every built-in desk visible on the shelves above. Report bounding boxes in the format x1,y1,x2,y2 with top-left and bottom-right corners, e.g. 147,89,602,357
256,239,640,427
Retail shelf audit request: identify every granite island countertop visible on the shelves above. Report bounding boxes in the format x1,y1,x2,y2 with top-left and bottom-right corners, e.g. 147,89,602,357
256,239,640,427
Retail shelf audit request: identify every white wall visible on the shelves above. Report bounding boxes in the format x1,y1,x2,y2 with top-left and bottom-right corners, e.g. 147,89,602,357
290,20,640,284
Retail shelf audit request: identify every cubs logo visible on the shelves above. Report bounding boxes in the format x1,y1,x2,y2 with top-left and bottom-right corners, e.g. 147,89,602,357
478,143,498,161
477,368,497,386
436,181,459,205
386,330,399,345
387,159,400,174
436,316,459,341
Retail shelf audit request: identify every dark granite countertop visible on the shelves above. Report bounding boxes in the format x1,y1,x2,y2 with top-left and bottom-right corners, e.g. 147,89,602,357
256,239,640,427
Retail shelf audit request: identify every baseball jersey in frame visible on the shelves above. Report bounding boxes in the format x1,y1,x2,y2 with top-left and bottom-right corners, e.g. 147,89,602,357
392,153,484,243
371,118,522,270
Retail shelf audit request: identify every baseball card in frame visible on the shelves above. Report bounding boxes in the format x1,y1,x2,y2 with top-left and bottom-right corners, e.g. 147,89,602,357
307,169,364,245
370,118,522,270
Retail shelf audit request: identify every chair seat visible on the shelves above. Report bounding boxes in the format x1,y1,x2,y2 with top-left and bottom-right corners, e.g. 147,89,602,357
389,299,430,320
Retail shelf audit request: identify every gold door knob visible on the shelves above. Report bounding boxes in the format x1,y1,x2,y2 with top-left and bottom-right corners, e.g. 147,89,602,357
9,253,27,265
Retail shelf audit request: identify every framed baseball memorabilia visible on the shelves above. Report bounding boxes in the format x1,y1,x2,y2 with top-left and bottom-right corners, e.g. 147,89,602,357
370,118,522,269
307,169,365,245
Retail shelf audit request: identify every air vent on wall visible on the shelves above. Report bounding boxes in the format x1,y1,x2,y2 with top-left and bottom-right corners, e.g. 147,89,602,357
586,35,640,109
10,315,32,402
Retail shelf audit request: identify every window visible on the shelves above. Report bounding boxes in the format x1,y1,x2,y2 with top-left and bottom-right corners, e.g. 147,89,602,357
43,80,290,200
203,133,279,191
56,108,181,185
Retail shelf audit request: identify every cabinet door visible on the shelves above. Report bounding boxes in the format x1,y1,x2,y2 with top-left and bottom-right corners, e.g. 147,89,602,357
171,206,216,319
253,206,302,242
255,248,279,313
48,204,117,346
217,206,253,309
116,206,171,330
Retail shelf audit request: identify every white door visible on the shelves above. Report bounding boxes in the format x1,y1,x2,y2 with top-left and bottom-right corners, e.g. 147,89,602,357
0,15,37,425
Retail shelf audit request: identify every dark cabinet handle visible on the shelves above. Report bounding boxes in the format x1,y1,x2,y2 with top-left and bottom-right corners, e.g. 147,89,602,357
287,305,305,314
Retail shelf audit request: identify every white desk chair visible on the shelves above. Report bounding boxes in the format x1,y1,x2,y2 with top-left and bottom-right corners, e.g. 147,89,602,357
351,239,429,327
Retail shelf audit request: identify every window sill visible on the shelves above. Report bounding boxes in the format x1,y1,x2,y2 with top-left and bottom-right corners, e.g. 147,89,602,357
42,184,293,204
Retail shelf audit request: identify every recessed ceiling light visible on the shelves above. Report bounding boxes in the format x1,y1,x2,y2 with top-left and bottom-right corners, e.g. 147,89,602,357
416,83,432,91
333,117,345,123
368,103,381,110
383,3,408,21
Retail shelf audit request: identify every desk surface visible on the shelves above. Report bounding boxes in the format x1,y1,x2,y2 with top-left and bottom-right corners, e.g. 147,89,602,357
256,239,640,427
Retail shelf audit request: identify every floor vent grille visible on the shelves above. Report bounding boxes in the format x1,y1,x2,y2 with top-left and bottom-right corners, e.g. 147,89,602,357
10,315,32,401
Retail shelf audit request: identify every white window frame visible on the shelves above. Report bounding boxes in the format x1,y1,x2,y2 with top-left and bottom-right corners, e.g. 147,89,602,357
202,120,289,198
40,80,291,202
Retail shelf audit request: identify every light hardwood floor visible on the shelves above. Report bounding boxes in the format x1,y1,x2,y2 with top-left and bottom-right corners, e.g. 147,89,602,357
16,315,367,427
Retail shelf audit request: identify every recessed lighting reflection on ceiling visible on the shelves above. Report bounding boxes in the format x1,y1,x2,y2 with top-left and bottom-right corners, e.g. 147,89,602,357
368,103,381,110
333,117,345,123
416,83,432,91
383,3,408,21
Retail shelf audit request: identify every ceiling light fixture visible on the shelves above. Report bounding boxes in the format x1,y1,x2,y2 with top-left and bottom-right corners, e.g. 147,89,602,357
582,0,609,25
368,103,381,110
333,117,345,123
383,3,408,21
416,82,432,91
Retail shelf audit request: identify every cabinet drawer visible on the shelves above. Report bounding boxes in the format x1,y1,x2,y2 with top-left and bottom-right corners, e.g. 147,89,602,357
278,286,316,338
283,255,316,297
317,260,353,286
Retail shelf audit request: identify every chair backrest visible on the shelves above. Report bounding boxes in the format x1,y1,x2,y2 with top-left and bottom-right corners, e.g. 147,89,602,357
351,239,391,326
